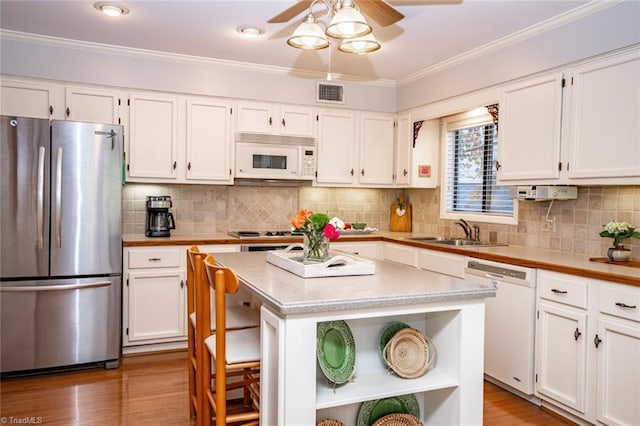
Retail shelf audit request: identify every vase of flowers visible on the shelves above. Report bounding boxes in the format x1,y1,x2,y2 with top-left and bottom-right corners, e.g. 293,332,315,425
599,221,639,262
291,209,340,263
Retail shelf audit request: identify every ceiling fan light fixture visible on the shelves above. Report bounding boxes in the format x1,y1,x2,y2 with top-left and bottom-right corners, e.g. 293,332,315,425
93,2,129,17
287,14,330,50
325,3,371,39
338,33,380,54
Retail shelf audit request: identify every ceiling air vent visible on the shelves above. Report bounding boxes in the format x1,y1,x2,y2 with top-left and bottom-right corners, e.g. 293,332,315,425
316,82,344,104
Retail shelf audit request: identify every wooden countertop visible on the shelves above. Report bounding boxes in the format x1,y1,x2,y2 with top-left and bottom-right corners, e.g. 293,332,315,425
122,232,640,286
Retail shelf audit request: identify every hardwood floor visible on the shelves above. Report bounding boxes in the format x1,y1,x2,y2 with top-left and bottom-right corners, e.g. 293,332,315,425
0,350,574,425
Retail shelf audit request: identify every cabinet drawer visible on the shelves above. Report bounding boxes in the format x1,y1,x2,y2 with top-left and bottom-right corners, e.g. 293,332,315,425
599,284,640,322
538,271,587,309
128,248,180,268
418,249,464,278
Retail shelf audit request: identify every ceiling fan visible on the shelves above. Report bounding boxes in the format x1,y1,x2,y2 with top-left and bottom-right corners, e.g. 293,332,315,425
268,0,459,28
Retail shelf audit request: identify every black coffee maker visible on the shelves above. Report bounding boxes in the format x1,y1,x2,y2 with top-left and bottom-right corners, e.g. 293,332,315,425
145,195,175,237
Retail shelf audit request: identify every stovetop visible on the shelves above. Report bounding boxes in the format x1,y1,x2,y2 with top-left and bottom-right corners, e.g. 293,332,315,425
227,230,302,238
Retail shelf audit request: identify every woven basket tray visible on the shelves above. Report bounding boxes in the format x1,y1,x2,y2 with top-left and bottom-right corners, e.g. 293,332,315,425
383,328,437,379
316,420,344,426
372,413,423,426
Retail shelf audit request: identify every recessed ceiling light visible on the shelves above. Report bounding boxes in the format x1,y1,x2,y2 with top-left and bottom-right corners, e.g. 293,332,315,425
93,2,129,17
237,26,264,39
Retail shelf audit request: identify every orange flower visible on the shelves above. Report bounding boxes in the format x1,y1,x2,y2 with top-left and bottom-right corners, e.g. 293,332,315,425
291,209,312,229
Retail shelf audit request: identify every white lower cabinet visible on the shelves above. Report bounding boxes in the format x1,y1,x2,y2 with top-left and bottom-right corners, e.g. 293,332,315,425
333,241,381,259
123,247,186,348
535,270,640,425
122,244,242,352
418,248,465,278
260,302,486,425
383,242,418,267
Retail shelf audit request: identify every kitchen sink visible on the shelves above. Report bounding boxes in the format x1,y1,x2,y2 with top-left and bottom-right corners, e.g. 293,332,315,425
409,237,507,247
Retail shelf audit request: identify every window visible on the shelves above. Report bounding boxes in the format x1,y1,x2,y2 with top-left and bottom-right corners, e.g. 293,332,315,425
440,106,517,225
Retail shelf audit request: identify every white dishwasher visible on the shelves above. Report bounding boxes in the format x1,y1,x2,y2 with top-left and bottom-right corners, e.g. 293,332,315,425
465,258,537,396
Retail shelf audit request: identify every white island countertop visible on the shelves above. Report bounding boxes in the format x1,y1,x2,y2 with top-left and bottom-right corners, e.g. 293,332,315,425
213,251,496,315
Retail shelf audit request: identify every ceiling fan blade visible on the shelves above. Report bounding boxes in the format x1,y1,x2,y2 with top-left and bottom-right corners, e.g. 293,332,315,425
358,0,404,27
267,0,313,23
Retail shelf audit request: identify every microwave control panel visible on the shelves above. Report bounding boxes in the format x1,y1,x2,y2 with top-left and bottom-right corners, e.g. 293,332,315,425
301,147,316,178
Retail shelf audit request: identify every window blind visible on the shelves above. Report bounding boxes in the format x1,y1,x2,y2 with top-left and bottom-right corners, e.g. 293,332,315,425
443,109,513,218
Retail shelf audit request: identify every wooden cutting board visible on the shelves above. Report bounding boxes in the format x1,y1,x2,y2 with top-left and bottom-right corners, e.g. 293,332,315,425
390,195,412,232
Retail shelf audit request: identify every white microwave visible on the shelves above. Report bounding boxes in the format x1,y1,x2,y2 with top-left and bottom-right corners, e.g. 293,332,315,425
234,134,316,180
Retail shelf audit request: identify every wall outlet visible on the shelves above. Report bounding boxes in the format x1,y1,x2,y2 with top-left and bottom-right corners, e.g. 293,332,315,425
542,216,556,232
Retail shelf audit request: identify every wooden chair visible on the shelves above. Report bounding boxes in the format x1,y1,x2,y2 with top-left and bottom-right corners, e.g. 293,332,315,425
186,246,259,419
200,255,260,426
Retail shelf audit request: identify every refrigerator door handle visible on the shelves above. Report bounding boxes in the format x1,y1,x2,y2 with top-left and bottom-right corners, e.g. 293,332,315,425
37,146,46,249
94,129,117,150
1,281,111,292
54,147,63,248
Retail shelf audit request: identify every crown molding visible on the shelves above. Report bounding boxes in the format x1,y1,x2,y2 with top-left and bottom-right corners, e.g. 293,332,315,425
0,29,396,88
397,0,623,87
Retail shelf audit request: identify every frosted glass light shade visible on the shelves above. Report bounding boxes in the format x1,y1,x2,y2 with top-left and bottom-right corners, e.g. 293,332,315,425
338,33,380,54
325,5,371,39
287,14,330,50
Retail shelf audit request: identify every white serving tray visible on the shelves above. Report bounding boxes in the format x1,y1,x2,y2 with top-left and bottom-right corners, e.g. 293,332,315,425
266,244,375,278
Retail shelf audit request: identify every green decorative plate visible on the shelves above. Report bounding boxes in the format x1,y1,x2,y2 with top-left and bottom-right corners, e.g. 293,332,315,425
317,320,356,385
356,394,420,426
378,322,411,363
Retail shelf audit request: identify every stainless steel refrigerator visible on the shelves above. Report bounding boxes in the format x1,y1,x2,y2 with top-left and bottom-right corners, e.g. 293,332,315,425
1,116,122,374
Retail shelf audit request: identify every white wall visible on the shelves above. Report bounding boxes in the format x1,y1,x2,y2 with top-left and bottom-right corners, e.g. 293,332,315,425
396,1,640,112
0,33,396,113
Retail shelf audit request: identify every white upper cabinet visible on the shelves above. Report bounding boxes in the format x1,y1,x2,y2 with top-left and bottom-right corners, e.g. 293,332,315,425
498,47,640,185
127,92,179,180
497,72,564,182
236,101,315,137
316,109,357,185
358,113,394,185
64,86,121,125
185,98,233,183
1,78,56,119
563,49,640,182
394,114,411,186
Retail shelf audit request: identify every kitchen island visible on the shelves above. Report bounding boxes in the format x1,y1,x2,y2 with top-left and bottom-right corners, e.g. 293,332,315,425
213,251,496,426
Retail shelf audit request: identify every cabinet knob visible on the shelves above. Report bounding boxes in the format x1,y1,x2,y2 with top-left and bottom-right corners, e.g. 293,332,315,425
173,161,177,170
593,334,602,348
282,118,286,127
495,160,501,170
66,107,70,117
403,169,408,176
187,162,191,171
574,328,582,341
361,169,365,176
180,280,184,289
268,117,272,126
350,168,354,176
49,105,54,116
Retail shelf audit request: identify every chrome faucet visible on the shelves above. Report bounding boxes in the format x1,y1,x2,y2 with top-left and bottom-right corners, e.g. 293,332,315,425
472,224,480,241
454,219,472,240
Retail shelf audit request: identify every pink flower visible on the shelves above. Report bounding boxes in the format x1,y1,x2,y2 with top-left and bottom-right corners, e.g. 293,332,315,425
323,223,340,241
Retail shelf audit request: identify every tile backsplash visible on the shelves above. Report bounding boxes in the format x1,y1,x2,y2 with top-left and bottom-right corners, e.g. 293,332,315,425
123,183,640,259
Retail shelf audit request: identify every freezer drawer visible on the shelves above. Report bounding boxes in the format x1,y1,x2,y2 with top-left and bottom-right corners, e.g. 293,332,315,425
0,276,121,373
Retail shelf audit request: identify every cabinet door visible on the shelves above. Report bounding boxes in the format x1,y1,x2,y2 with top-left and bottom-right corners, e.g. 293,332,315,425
596,318,640,426
127,93,179,179
127,269,186,342
280,106,315,137
565,51,640,180
65,87,120,124
536,302,587,413
359,114,394,185
316,110,356,184
236,102,273,134
394,114,411,186
186,98,233,183
1,79,55,119
498,72,564,182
